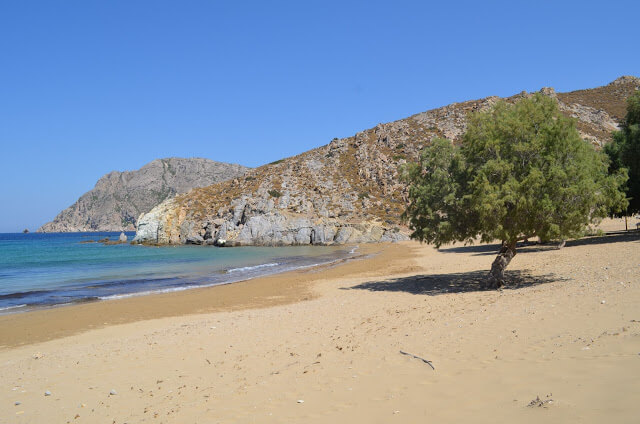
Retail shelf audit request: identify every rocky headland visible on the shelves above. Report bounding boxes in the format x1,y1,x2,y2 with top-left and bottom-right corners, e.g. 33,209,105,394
134,76,640,246
38,158,249,232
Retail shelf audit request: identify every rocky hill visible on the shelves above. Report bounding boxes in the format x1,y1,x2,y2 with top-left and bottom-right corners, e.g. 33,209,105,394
38,158,249,232
133,76,640,246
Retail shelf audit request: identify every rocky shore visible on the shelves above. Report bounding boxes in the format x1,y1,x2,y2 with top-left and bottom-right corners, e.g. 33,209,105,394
134,197,408,246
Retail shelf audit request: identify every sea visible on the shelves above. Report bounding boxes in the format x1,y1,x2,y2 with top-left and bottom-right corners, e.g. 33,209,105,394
0,232,356,314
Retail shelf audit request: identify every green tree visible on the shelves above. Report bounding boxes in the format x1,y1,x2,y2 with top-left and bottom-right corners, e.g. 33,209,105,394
605,90,640,215
403,94,628,288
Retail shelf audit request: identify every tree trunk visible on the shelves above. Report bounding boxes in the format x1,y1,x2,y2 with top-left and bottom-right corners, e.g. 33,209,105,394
487,241,516,289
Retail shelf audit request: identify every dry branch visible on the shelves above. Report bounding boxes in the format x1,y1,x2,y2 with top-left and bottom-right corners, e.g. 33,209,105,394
399,350,435,370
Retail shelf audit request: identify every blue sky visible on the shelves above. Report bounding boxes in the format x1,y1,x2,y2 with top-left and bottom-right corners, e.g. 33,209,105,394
0,0,638,232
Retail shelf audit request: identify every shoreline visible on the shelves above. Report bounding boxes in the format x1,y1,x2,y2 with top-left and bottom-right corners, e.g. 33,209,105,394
0,243,403,349
1,233,639,422
0,237,357,316
2,220,637,349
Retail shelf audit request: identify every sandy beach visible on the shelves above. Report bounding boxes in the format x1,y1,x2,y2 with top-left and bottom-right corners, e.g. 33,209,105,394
1,218,639,423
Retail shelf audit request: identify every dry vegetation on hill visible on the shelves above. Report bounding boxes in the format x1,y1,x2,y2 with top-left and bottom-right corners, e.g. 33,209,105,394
135,77,640,246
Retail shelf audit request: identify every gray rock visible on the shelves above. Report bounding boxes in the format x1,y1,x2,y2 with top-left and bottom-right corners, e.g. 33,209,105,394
539,87,557,98
561,103,619,132
185,234,204,245
609,75,640,85
38,158,249,233
311,225,337,244
294,227,312,244
133,199,178,244
44,391,51,396
381,229,410,242
334,227,354,244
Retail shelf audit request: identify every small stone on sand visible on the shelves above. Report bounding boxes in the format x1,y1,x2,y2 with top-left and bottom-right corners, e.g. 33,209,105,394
44,391,51,396
297,399,304,403
15,401,21,406
109,389,117,396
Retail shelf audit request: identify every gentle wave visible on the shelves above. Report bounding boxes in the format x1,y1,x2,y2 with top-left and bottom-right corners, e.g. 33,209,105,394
98,286,192,301
99,255,360,302
0,289,52,300
1,255,358,310
0,304,27,311
226,262,279,273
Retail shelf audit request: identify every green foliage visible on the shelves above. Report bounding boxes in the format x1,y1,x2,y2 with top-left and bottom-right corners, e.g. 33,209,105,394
402,137,472,246
402,94,628,247
358,192,370,199
604,91,640,214
268,189,282,198
268,159,285,165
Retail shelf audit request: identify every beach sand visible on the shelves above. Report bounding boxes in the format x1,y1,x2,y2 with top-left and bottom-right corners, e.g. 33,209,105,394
1,221,639,423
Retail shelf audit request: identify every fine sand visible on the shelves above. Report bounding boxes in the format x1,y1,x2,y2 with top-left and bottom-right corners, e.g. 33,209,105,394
1,219,639,423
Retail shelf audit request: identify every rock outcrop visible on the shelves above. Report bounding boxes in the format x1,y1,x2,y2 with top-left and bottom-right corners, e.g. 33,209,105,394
39,158,249,232
134,76,640,246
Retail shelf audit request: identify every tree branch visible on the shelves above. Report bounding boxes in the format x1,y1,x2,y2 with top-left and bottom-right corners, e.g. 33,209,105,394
399,350,435,370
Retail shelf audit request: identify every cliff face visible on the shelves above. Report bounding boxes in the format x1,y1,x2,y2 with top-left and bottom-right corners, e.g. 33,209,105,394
134,77,640,246
38,158,249,232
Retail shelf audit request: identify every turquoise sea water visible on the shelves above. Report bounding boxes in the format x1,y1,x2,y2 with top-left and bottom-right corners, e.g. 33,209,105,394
0,232,353,313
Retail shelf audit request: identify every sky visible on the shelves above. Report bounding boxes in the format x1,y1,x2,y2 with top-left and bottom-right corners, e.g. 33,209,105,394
0,0,638,232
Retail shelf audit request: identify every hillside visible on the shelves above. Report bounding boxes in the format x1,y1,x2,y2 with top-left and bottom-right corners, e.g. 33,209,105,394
133,77,640,246
38,158,249,232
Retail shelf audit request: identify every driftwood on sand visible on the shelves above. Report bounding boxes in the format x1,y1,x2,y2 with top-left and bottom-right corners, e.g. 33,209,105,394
399,350,435,370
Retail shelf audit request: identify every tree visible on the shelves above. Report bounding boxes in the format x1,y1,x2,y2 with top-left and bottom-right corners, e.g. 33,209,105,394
604,90,640,215
403,94,628,288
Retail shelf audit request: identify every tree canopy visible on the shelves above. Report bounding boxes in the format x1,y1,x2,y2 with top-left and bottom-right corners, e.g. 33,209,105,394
605,90,640,215
403,93,628,287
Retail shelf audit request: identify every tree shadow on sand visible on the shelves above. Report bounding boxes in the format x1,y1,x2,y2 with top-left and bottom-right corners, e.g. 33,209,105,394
344,270,560,296
347,232,636,296
437,231,640,256
437,244,501,256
